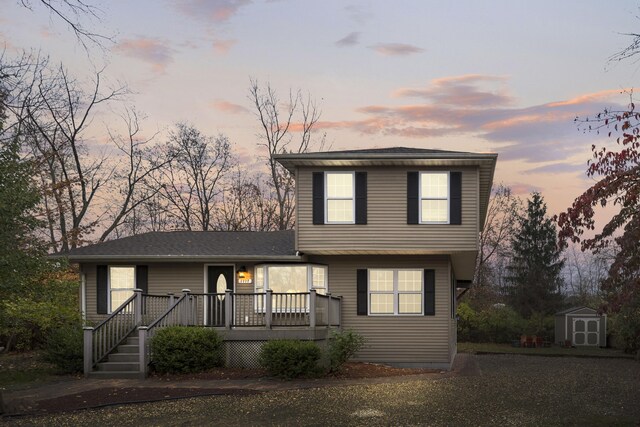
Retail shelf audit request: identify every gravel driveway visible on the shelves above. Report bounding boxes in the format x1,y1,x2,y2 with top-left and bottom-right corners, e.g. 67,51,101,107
4,354,640,426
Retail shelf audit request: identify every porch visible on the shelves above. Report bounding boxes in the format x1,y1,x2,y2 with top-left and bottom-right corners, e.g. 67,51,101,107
83,289,342,378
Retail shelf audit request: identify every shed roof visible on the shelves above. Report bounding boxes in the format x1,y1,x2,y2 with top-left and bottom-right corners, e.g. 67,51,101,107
555,306,599,316
61,230,298,262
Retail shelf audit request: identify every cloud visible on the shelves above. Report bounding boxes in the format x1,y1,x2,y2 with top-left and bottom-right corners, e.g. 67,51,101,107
172,0,251,23
335,32,360,47
394,74,512,108
369,43,424,56
113,37,174,73
304,75,628,167
212,39,237,54
211,100,250,115
522,162,588,175
508,182,542,195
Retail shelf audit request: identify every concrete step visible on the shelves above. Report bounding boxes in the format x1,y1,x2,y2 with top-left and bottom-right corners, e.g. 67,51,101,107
108,352,139,363
116,344,139,354
97,361,140,372
88,370,142,379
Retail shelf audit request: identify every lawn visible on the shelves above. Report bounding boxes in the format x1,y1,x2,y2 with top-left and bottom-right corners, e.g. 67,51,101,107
4,354,639,426
0,352,60,388
458,342,636,359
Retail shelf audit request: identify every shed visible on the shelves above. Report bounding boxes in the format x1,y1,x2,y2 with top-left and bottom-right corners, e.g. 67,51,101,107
554,306,606,347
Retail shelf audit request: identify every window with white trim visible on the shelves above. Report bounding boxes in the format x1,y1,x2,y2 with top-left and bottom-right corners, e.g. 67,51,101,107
109,266,135,312
368,269,423,315
420,172,449,223
325,172,355,223
254,264,328,312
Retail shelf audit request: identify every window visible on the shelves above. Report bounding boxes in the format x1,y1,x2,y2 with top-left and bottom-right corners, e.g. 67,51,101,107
368,269,423,315
254,264,328,312
420,172,449,223
109,266,135,312
325,172,355,223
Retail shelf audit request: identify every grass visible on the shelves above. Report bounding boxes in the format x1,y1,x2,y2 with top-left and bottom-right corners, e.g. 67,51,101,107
0,351,59,388
458,342,636,359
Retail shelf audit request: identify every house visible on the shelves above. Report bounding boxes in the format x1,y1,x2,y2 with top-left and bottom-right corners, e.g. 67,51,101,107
66,147,497,378
554,306,606,347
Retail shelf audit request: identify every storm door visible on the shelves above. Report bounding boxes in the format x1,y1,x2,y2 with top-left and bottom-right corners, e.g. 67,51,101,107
207,266,234,326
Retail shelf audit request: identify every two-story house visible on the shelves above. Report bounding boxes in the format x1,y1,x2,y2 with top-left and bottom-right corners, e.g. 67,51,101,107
67,147,497,378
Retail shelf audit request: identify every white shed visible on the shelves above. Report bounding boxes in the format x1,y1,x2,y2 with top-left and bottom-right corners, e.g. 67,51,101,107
554,306,606,347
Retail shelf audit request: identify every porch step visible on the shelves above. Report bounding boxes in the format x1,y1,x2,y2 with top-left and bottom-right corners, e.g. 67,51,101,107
107,352,139,363
125,336,139,345
116,344,139,354
97,361,140,372
88,370,142,379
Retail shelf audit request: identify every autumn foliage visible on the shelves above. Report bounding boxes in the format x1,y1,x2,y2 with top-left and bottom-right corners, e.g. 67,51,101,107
557,98,640,352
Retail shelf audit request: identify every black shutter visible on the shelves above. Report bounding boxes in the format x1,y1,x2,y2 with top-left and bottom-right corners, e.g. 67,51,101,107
407,172,419,224
357,269,368,315
424,269,435,316
450,172,462,225
97,265,108,314
136,265,148,293
355,172,367,225
312,172,324,225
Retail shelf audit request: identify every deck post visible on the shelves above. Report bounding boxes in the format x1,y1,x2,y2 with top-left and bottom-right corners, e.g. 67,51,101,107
181,289,191,326
265,290,273,329
167,293,175,309
138,326,148,378
83,327,93,377
309,289,317,328
326,292,332,328
133,289,143,325
225,289,232,329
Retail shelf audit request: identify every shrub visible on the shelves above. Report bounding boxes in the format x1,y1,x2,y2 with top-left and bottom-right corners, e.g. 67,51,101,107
42,322,83,374
523,312,555,340
328,329,365,372
477,306,525,343
457,302,480,342
609,297,640,356
258,339,321,379
151,326,223,374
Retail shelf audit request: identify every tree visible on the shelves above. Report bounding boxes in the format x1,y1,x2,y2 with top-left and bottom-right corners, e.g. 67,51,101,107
249,79,324,230
557,97,640,353
506,193,564,317
462,184,522,309
159,123,234,231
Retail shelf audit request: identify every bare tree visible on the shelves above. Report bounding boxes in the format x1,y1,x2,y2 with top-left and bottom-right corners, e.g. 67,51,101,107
158,123,234,231
249,79,324,230
18,0,112,50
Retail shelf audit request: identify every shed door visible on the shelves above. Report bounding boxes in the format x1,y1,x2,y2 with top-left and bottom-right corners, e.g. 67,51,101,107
573,317,599,346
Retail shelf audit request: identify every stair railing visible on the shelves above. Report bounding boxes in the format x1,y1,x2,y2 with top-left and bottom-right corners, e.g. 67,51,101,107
83,289,143,377
138,289,192,377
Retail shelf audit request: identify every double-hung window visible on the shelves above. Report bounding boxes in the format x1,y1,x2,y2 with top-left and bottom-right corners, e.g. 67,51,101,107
109,266,136,312
325,172,355,223
420,172,449,223
368,269,423,315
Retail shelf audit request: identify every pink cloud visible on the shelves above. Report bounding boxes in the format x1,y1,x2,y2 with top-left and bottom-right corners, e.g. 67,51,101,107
211,100,250,115
293,75,629,166
113,37,174,73
212,39,237,54
173,0,251,23
508,182,542,195
369,43,424,56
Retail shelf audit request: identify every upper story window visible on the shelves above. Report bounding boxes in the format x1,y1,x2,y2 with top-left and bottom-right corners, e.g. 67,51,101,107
420,172,449,224
325,172,355,224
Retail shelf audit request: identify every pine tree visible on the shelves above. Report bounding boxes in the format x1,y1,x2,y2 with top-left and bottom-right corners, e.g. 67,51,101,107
506,193,564,317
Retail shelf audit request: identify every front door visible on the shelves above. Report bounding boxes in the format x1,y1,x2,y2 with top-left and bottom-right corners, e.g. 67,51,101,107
207,266,234,326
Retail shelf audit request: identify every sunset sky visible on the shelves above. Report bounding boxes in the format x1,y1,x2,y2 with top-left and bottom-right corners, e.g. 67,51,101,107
2,0,639,218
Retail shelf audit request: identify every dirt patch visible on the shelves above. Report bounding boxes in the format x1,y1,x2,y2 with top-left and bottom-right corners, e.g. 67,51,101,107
150,367,268,381
328,362,436,378
26,387,261,415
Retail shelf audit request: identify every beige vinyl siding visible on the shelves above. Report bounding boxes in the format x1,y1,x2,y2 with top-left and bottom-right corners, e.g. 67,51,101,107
311,255,452,366
297,167,479,253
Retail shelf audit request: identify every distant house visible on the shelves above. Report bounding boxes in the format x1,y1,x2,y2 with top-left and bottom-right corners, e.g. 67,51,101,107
554,306,606,347
65,147,497,378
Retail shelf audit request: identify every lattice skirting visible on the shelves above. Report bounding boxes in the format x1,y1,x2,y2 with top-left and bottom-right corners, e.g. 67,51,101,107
223,338,331,368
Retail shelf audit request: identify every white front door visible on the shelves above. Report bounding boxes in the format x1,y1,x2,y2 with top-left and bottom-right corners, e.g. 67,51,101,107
573,318,599,346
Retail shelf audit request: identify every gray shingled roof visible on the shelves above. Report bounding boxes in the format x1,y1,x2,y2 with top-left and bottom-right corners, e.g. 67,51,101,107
302,147,472,155
63,230,296,261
